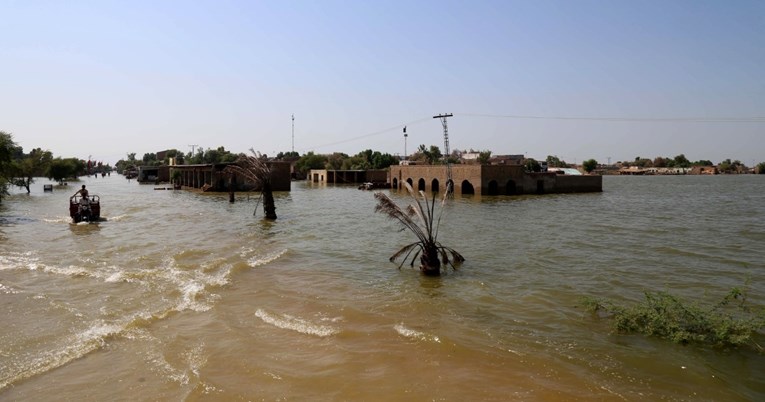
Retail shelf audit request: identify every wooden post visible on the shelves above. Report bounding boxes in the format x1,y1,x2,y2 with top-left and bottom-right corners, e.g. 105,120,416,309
228,174,235,203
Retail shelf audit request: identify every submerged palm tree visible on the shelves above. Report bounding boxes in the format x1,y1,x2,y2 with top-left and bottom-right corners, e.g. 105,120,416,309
374,182,464,275
223,150,277,219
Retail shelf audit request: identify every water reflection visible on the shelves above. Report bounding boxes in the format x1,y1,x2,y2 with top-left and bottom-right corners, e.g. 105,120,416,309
418,275,444,295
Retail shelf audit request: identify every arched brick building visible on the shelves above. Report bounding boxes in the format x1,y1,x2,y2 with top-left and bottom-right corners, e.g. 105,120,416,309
388,164,601,195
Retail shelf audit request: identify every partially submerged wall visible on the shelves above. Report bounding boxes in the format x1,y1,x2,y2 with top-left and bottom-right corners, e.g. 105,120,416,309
390,165,602,195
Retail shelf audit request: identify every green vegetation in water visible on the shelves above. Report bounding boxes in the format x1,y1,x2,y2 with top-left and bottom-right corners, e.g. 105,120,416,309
582,287,765,351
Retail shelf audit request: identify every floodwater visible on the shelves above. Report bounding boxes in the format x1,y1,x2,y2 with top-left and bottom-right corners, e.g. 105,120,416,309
1,174,764,401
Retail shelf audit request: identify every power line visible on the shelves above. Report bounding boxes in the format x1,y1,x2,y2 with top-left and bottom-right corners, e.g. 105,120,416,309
300,116,432,152
296,111,764,155
455,113,765,123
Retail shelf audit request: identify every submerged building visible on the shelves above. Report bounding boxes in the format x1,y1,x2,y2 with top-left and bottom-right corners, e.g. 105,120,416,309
139,162,291,192
389,164,601,195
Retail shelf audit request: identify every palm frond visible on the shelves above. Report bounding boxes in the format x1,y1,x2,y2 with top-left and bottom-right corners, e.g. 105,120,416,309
374,182,465,274
222,149,272,187
390,242,420,262
389,242,422,269
374,191,428,243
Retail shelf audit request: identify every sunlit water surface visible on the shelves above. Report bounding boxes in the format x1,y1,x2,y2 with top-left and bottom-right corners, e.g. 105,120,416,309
1,175,764,401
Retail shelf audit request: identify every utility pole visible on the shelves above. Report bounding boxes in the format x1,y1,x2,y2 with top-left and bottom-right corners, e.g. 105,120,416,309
433,113,454,195
403,126,407,161
189,144,199,156
291,114,295,154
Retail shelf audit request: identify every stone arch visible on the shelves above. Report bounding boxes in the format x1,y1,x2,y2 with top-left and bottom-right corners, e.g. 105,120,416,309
461,180,475,195
418,178,426,192
431,178,440,193
406,178,413,188
487,180,499,196
506,180,516,195
446,179,454,194
392,177,398,189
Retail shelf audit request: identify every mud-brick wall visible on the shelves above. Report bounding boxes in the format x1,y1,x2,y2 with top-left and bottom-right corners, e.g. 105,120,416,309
390,165,483,194
366,169,388,183
554,175,602,193
268,162,292,191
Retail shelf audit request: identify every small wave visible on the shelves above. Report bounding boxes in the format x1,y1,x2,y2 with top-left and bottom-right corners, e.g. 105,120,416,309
176,281,211,312
0,253,127,284
107,214,128,222
104,271,125,283
43,216,72,224
155,257,232,313
394,323,441,343
247,249,288,267
0,282,19,294
255,309,339,337
0,319,125,391
0,251,39,271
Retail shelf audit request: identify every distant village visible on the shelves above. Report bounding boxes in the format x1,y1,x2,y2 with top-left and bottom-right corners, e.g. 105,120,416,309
2,128,764,202
101,146,763,199
116,147,764,183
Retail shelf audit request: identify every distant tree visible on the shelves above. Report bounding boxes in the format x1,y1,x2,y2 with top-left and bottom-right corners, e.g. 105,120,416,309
11,148,53,194
326,152,347,170
164,149,185,165
653,156,668,168
732,160,746,173
203,148,222,164
411,144,442,165
47,157,83,184
186,148,205,164
429,145,443,164
451,149,464,161
295,152,327,175
408,148,428,164
524,158,541,172
200,146,237,164
477,150,492,165
115,153,139,173
693,160,714,166
718,159,732,173
673,154,691,168
341,155,370,170
142,153,158,164
370,152,398,169
276,151,300,160
632,157,652,168
0,131,18,201
757,162,765,174
546,155,568,168
583,159,598,173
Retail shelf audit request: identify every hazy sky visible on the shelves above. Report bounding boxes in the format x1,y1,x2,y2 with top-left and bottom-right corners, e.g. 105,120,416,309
1,0,763,165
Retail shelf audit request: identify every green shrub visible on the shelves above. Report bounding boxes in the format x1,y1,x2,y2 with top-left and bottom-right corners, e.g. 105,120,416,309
583,288,765,350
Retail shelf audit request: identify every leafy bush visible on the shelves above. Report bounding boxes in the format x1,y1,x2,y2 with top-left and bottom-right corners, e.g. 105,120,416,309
583,288,765,350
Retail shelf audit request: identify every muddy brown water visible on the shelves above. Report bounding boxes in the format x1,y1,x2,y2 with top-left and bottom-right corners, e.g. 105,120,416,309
1,174,764,400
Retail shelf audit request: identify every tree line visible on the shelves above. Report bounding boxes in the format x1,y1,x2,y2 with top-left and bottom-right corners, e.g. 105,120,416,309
120,144,720,177
1,131,114,202
618,154,765,173
114,147,401,177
